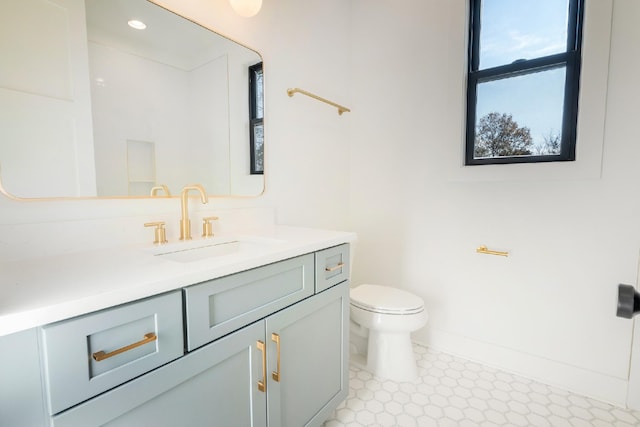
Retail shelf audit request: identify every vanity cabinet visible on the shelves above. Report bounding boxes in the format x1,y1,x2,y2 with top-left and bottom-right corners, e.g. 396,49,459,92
52,281,349,427
0,243,350,427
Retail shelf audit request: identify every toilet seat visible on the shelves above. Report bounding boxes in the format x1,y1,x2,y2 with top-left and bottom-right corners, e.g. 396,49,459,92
350,284,424,315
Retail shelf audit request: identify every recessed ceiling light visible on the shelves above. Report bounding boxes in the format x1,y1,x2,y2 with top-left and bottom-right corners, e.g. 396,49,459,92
127,19,146,30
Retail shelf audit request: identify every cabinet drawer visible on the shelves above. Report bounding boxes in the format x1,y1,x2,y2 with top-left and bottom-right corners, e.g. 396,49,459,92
315,244,350,293
184,254,314,351
51,321,266,427
41,291,183,415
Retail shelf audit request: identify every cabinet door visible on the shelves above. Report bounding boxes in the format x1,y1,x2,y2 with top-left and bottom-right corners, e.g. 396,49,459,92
52,321,267,427
266,281,349,427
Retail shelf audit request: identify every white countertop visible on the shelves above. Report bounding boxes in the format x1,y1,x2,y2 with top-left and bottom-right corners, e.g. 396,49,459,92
0,226,356,337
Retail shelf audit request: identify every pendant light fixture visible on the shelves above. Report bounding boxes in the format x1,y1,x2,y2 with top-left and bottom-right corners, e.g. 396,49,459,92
230,0,262,17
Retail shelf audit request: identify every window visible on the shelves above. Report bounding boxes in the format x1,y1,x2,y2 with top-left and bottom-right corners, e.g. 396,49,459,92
249,62,264,174
465,0,584,165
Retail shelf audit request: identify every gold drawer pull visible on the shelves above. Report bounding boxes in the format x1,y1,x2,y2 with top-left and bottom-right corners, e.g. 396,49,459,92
257,340,266,392
92,332,157,362
325,262,345,272
271,333,281,382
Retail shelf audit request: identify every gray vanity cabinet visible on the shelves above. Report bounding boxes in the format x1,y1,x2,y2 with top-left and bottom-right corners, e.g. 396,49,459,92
52,320,266,427
0,244,350,427
52,280,349,427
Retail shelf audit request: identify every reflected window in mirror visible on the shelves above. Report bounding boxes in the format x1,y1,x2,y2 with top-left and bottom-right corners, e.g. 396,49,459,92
249,62,264,175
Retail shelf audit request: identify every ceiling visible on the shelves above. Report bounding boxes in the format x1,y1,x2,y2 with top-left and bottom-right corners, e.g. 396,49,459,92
85,0,236,70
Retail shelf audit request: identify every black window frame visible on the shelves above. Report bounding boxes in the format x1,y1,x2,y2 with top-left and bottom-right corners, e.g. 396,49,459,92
249,62,264,175
465,0,585,166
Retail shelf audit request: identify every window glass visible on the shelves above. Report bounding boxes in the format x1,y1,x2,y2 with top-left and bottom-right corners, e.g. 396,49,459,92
474,67,566,158
249,62,264,174
252,123,264,174
479,0,570,70
253,68,264,119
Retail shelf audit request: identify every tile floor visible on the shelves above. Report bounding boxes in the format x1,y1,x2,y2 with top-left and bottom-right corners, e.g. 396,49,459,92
323,344,640,427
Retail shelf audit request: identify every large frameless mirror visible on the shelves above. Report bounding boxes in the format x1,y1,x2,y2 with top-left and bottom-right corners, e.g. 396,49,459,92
0,0,264,198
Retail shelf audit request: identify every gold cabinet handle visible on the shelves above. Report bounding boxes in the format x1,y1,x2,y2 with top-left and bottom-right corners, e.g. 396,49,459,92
325,262,345,272
92,332,157,362
271,333,281,382
257,340,266,392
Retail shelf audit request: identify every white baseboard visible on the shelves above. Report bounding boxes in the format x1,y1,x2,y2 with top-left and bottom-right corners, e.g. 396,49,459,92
420,328,629,408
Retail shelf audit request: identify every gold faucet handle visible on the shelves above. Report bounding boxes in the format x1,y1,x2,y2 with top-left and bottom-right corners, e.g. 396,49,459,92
202,216,219,238
144,221,168,245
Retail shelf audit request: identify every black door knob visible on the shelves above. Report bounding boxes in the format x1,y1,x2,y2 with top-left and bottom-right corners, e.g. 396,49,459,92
617,284,640,319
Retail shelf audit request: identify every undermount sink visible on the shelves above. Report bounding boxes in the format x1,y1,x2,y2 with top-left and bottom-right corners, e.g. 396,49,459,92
147,235,285,263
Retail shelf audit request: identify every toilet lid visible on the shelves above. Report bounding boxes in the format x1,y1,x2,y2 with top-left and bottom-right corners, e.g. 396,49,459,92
350,284,424,315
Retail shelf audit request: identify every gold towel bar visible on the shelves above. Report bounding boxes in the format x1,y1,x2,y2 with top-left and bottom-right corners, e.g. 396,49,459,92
476,245,509,257
287,87,351,115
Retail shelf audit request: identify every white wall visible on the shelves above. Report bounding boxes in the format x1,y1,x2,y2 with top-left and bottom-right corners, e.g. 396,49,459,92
349,0,640,406
90,42,192,196
0,0,96,197
188,55,230,195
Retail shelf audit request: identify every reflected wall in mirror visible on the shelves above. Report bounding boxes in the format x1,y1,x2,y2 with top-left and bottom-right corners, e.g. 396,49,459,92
0,0,264,198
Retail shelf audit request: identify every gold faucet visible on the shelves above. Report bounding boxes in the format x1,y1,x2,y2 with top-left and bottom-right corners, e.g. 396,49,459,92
180,184,208,240
150,185,171,197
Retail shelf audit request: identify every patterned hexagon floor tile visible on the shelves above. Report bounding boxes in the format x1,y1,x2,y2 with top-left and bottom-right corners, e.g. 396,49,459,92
323,344,640,427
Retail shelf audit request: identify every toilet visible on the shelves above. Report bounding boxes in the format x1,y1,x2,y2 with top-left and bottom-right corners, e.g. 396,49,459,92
349,284,427,382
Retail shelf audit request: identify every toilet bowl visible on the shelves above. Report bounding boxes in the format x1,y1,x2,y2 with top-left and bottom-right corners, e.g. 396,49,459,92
349,284,428,382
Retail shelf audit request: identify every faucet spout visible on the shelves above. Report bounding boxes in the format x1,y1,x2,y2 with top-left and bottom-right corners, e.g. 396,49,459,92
180,184,208,240
150,184,171,197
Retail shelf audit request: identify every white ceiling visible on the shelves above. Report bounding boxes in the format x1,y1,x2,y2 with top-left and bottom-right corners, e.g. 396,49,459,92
85,0,243,70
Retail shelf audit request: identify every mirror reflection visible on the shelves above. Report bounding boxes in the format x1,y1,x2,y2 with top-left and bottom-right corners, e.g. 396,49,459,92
0,0,264,198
